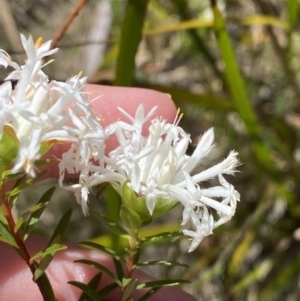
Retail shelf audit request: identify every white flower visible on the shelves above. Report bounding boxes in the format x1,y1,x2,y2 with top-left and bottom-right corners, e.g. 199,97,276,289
107,105,240,251
60,104,240,252
0,34,106,177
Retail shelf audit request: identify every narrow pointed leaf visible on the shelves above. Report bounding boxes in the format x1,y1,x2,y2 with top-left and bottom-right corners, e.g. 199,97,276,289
49,208,72,245
212,3,275,175
37,271,57,301
32,244,67,280
145,18,212,35
90,210,129,237
136,279,190,289
136,260,188,268
241,15,289,30
78,272,102,301
21,186,56,239
8,171,47,197
115,0,149,86
140,231,182,243
32,209,71,280
0,221,17,247
97,282,119,299
0,234,18,247
113,257,124,281
137,287,161,301
74,259,122,286
121,278,138,301
69,281,103,301
30,243,67,263
0,125,19,166
80,241,124,262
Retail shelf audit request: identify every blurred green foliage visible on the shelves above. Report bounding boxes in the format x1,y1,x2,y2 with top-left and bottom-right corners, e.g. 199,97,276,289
2,0,300,300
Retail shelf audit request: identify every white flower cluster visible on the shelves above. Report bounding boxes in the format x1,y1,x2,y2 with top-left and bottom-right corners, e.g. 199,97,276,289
0,35,106,177
0,35,240,252
59,104,240,252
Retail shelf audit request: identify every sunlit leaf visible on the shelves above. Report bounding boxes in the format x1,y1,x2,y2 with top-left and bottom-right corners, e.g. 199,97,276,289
241,15,289,30
32,243,67,280
145,18,212,35
0,221,17,248
30,243,67,263
136,260,188,268
0,125,19,167
140,231,182,243
136,279,190,289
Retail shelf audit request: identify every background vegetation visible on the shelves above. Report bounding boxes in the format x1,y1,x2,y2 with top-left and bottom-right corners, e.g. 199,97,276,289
1,0,300,300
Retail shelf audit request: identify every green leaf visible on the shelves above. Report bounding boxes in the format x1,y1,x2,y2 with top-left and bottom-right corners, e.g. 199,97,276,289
140,231,182,243
0,234,17,247
113,257,124,281
22,186,55,238
0,221,17,248
80,241,124,262
152,197,178,218
90,210,129,237
137,287,161,301
114,0,149,86
0,126,19,167
121,278,138,301
30,243,67,263
48,208,72,245
74,259,122,286
145,18,212,35
241,15,289,30
136,260,188,268
8,171,48,197
2,170,25,183
31,209,72,280
212,3,275,175
15,202,48,232
121,184,151,221
69,281,103,301
37,272,57,301
77,272,102,301
287,0,299,29
32,244,67,280
136,279,190,289
120,204,142,232
97,283,119,299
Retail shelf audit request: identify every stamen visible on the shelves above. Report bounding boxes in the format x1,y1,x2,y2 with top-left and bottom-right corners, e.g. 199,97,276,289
35,37,43,48
77,70,83,78
173,107,184,126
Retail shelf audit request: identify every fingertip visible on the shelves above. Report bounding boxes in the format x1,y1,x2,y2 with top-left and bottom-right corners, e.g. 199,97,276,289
84,84,177,127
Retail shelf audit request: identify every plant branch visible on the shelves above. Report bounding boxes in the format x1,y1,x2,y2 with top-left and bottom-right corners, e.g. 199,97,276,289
0,183,51,301
51,0,89,49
